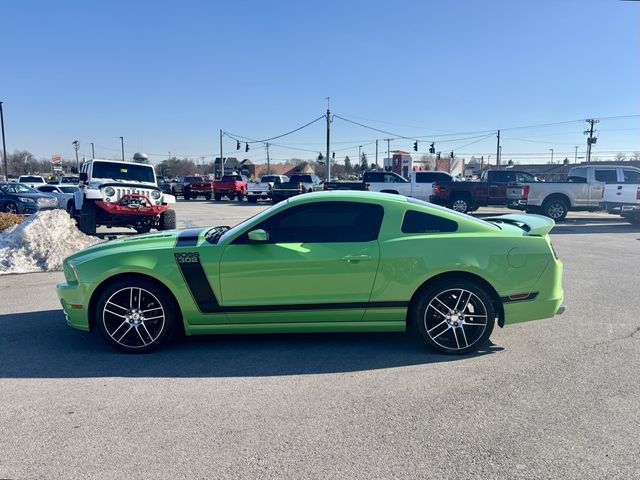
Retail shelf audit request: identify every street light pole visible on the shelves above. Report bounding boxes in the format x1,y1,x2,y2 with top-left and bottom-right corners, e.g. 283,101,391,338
72,140,80,172
91,142,95,159
358,145,362,167
574,146,578,164
0,102,8,181
549,148,554,164
119,137,125,161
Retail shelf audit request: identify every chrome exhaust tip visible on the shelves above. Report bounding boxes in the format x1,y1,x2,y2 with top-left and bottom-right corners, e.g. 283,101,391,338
556,304,566,315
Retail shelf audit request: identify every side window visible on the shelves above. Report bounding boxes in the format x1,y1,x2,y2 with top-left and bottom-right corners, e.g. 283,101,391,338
385,173,406,183
260,202,383,243
365,172,384,183
623,170,640,183
402,210,458,234
415,172,441,183
490,171,508,183
516,173,535,183
594,169,618,183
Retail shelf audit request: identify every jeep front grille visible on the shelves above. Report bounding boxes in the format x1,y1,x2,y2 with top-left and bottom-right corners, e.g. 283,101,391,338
105,187,157,201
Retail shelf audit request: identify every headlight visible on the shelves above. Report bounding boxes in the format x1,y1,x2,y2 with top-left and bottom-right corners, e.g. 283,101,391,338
19,197,36,203
104,187,116,197
63,261,79,284
150,190,161,200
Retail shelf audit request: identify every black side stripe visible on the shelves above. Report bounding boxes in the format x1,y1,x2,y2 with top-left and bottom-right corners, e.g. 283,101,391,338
222,301,409,313
175,254,222,313
176,228,205,247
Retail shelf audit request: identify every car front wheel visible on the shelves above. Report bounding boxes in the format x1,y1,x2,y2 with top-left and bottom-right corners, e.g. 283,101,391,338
414,280,495,355
95,278,178,353
3,201,18,214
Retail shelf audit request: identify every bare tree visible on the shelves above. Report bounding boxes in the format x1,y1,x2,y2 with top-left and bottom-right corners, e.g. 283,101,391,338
614,152,627,162
631,151,640,161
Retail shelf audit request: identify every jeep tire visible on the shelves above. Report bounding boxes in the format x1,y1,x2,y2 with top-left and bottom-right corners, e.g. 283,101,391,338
79,201,97,236
159,209,177,230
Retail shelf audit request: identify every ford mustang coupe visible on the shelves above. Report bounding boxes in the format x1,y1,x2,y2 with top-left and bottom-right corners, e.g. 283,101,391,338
57,191,564,354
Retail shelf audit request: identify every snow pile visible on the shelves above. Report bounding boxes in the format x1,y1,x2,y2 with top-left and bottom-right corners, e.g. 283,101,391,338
0,210,102,274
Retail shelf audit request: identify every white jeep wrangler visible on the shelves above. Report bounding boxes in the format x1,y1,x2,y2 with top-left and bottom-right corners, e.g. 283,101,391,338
71,159,176,235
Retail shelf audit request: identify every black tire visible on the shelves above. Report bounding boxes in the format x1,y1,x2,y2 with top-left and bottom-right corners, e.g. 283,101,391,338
159,209,176,230
525,207,540,215
247,196,257,203
214,193,221,201
135,227,151,234
94,277,178,353
449,195,472,214
542,198,568,221
183,193,190,200
414,279,495,355
622,213,640,226
78,201,97,236
3,201,18,214
236,192,244,201
204,193,212,201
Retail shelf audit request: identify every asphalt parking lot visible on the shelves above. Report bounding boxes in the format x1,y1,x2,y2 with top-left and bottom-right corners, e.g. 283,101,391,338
1,199,639,479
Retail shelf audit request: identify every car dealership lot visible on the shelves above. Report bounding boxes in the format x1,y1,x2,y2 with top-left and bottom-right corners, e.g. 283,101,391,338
1,199,639,479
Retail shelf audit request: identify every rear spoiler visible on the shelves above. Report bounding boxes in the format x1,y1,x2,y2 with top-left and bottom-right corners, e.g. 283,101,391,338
484,213,555,236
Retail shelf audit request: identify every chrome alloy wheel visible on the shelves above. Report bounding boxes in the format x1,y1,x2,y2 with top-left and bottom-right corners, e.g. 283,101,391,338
451,199,469,213
423,288,488,351
546,202,566,220
102,287,166,349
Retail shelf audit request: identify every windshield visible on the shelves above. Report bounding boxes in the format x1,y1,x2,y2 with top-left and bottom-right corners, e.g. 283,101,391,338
290,175,311,183
261,176,284,183
92,162,156,183
19,176,44,182
1,183,37,194
59,186,79,193
222,175,241,181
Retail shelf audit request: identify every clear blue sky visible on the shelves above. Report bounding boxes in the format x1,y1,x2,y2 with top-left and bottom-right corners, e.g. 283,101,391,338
2,0,639,165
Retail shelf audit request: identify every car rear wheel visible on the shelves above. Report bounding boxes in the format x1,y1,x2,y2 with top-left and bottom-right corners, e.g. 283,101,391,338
247,196,257,203
450,196,471,214
237,192,244,201
414,280,495,355
95,278,177,353
214,193,221,201
3,201,18,214
542,198,568,221
204,193,212,201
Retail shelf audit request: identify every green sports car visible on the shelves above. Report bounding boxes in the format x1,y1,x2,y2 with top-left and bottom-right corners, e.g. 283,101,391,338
57,191,564,354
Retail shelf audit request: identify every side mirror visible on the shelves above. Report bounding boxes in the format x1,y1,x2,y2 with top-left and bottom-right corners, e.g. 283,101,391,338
79,172,88,182
248,229,269,244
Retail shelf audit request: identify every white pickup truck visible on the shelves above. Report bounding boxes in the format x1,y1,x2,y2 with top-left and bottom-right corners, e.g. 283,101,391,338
247,175,289,203
508,165,640,221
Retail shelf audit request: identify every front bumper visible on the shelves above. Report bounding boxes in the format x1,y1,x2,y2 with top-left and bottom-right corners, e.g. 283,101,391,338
95,197,170,216
57,281,90,331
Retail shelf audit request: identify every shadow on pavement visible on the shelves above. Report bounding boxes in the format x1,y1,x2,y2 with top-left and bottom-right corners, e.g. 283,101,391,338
0,310,502,378
550,220,638,235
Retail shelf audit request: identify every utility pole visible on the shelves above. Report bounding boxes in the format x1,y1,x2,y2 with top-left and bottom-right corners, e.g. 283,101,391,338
266,142,270,175
384,139,391,161
72,140,80,172
119,136,125,161
219,129,223,179
584,118,598,164
574,146,578,164
0,102,7,181
325,101,331,180
375,139,379,166
496,129,501,168
549,148,554,164
90,142,95,159
358,145,362,168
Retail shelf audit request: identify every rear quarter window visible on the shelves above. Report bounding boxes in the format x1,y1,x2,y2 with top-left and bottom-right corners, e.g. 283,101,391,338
402,210,458,234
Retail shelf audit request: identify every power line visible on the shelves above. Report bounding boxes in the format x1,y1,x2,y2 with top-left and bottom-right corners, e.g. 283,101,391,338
224,115,325,144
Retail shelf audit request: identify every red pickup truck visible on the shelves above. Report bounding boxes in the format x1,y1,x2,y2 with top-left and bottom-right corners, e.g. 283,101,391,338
430,170,539,213
213,174,249,201
188,178,215,200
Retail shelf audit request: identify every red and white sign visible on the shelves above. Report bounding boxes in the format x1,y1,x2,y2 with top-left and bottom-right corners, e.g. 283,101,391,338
51,155,62,164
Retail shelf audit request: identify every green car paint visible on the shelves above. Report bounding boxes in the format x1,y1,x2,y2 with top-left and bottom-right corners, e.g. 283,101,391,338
57,191,564,350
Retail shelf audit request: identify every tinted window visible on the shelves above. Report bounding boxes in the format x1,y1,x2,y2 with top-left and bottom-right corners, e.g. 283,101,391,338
623,169,640,183
364,172,384,182
20,176,44,183
221,175,241,181
261,176,283,183
59,186,79,193
289,175,313,183
258,202,383,243
569,168,587,179
490,171,514,183
402,210,458,234
185,176,203,182
38,186,55,192
594,169,618,183
93,162,156,182
415,172,451,183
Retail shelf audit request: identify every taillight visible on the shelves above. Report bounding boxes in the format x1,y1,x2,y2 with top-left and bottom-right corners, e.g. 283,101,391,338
364,183,370,191
637,187,640,201
433,182,441,195
297,183,303,192
522,185,530,199
268,184,272,191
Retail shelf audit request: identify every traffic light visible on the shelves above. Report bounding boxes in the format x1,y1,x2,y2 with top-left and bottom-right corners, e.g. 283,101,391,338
318,152,324,160
436,152,441,160
245,143,249,152
236,141,241,150
429,143,435,154
450,151,454,159
332,151,335,159
413,141,418,152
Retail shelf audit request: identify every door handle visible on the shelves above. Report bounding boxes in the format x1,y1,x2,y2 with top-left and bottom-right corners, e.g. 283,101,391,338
617,186,623,190
341,254,372,263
